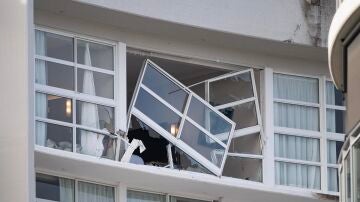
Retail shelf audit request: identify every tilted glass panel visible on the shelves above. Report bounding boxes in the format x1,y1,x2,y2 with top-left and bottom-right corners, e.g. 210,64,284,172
135,87,182,136
179,121,225,168
77,69,114,99
274,134,320,162
35,59,74,90
77,40,114,71
35,30,74,62
274,74,319,103
142,64,189,112
223,156,262,182
187,96,232,144
35,121,73,151
209,72,253,106
189,82,205,100
35,92,73,123
219,101,258,130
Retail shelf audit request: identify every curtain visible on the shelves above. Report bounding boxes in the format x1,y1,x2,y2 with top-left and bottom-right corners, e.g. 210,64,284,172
328,167,338,192
127,190,166,202
78,181,114,202
327,140,337,164
273,74,321,189
80,43,104,157
35,30,47,146
59,178,74,202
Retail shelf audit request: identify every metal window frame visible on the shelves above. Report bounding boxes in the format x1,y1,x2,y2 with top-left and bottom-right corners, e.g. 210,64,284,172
127,59,235,176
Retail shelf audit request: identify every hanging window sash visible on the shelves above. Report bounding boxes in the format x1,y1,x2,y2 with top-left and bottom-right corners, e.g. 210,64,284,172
127,59,236,176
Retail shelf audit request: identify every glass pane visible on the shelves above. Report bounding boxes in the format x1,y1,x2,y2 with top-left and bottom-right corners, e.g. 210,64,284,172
36,93,73,123
35,121,73,151
77,69,114,99
189,82,205,100
209,72,253,106
345,155,351,202
142,64,188,112
228,133,261,154
36,173,74,202
328,167,339,192
354,140,360,202
326,81,344,106
35,59,74,90
77,40,114,70
35,30,74,61
180,121,225,168
327,140,342,164
76,101,115,132
135,88,182,135
222,156,262,182
187,96,232,143
274,102,319,131
170,196,210,202
172,147,211,174
273,74,319,103
127,190,166,202
76,129,117,160
78,181,115,202
219,101,258,130
274,134,320,162
326,109,345,133
275,161,321,190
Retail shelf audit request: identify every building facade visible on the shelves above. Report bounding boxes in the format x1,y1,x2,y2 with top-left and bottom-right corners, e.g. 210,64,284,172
0,0,345,202
328,1,360,202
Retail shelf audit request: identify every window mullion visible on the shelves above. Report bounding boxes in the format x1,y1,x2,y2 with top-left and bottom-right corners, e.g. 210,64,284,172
320,76,328,192
74,37,78,154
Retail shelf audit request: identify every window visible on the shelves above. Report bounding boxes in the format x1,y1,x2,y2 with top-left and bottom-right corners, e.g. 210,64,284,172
353,139,360,202
326,81,345,192
273,74,345,192
36,173,115,202
34,29,125,160
127,60,235,176
273,74,321,190
127,190,212,202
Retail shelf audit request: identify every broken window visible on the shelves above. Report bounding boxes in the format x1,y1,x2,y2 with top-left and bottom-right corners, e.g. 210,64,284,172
190,69,264,181
126,60,236,176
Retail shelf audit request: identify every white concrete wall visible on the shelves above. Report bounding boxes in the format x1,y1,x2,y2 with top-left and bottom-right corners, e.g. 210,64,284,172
0,1,34,202
77,0,335,47
34,9,330,78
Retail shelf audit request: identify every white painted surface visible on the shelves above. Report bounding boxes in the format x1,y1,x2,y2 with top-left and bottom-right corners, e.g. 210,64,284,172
76,0,323,46
0,0,34,202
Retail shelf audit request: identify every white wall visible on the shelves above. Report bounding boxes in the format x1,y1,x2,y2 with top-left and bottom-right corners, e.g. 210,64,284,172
77,0,334,47
0,0,34,202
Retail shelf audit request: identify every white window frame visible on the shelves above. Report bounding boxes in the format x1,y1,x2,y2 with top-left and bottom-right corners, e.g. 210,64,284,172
35,171,118,202
127,59,236,176
34,26,127,160
271,71,345,194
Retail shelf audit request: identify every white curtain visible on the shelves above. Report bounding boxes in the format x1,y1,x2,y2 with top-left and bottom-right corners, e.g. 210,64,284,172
327,140,337,164
78,181,114,202
80,43,104,157
326,82,337,132
274,74,321,189
328,167,338,192
59,178,74,202
127,190,166,202
35,30,47,146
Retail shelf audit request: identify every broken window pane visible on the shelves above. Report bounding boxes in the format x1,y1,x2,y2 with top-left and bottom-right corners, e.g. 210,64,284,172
135,88,182,136
180,121,225,168
223,156,262,182
187,96,232,143
228,133,261,155
172,147,211,174
143,64,189,112
209,72,253,106
219,101,258,130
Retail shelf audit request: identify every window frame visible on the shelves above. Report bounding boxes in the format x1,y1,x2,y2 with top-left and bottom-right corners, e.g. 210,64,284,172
272,71,345,194
34,26,126,160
